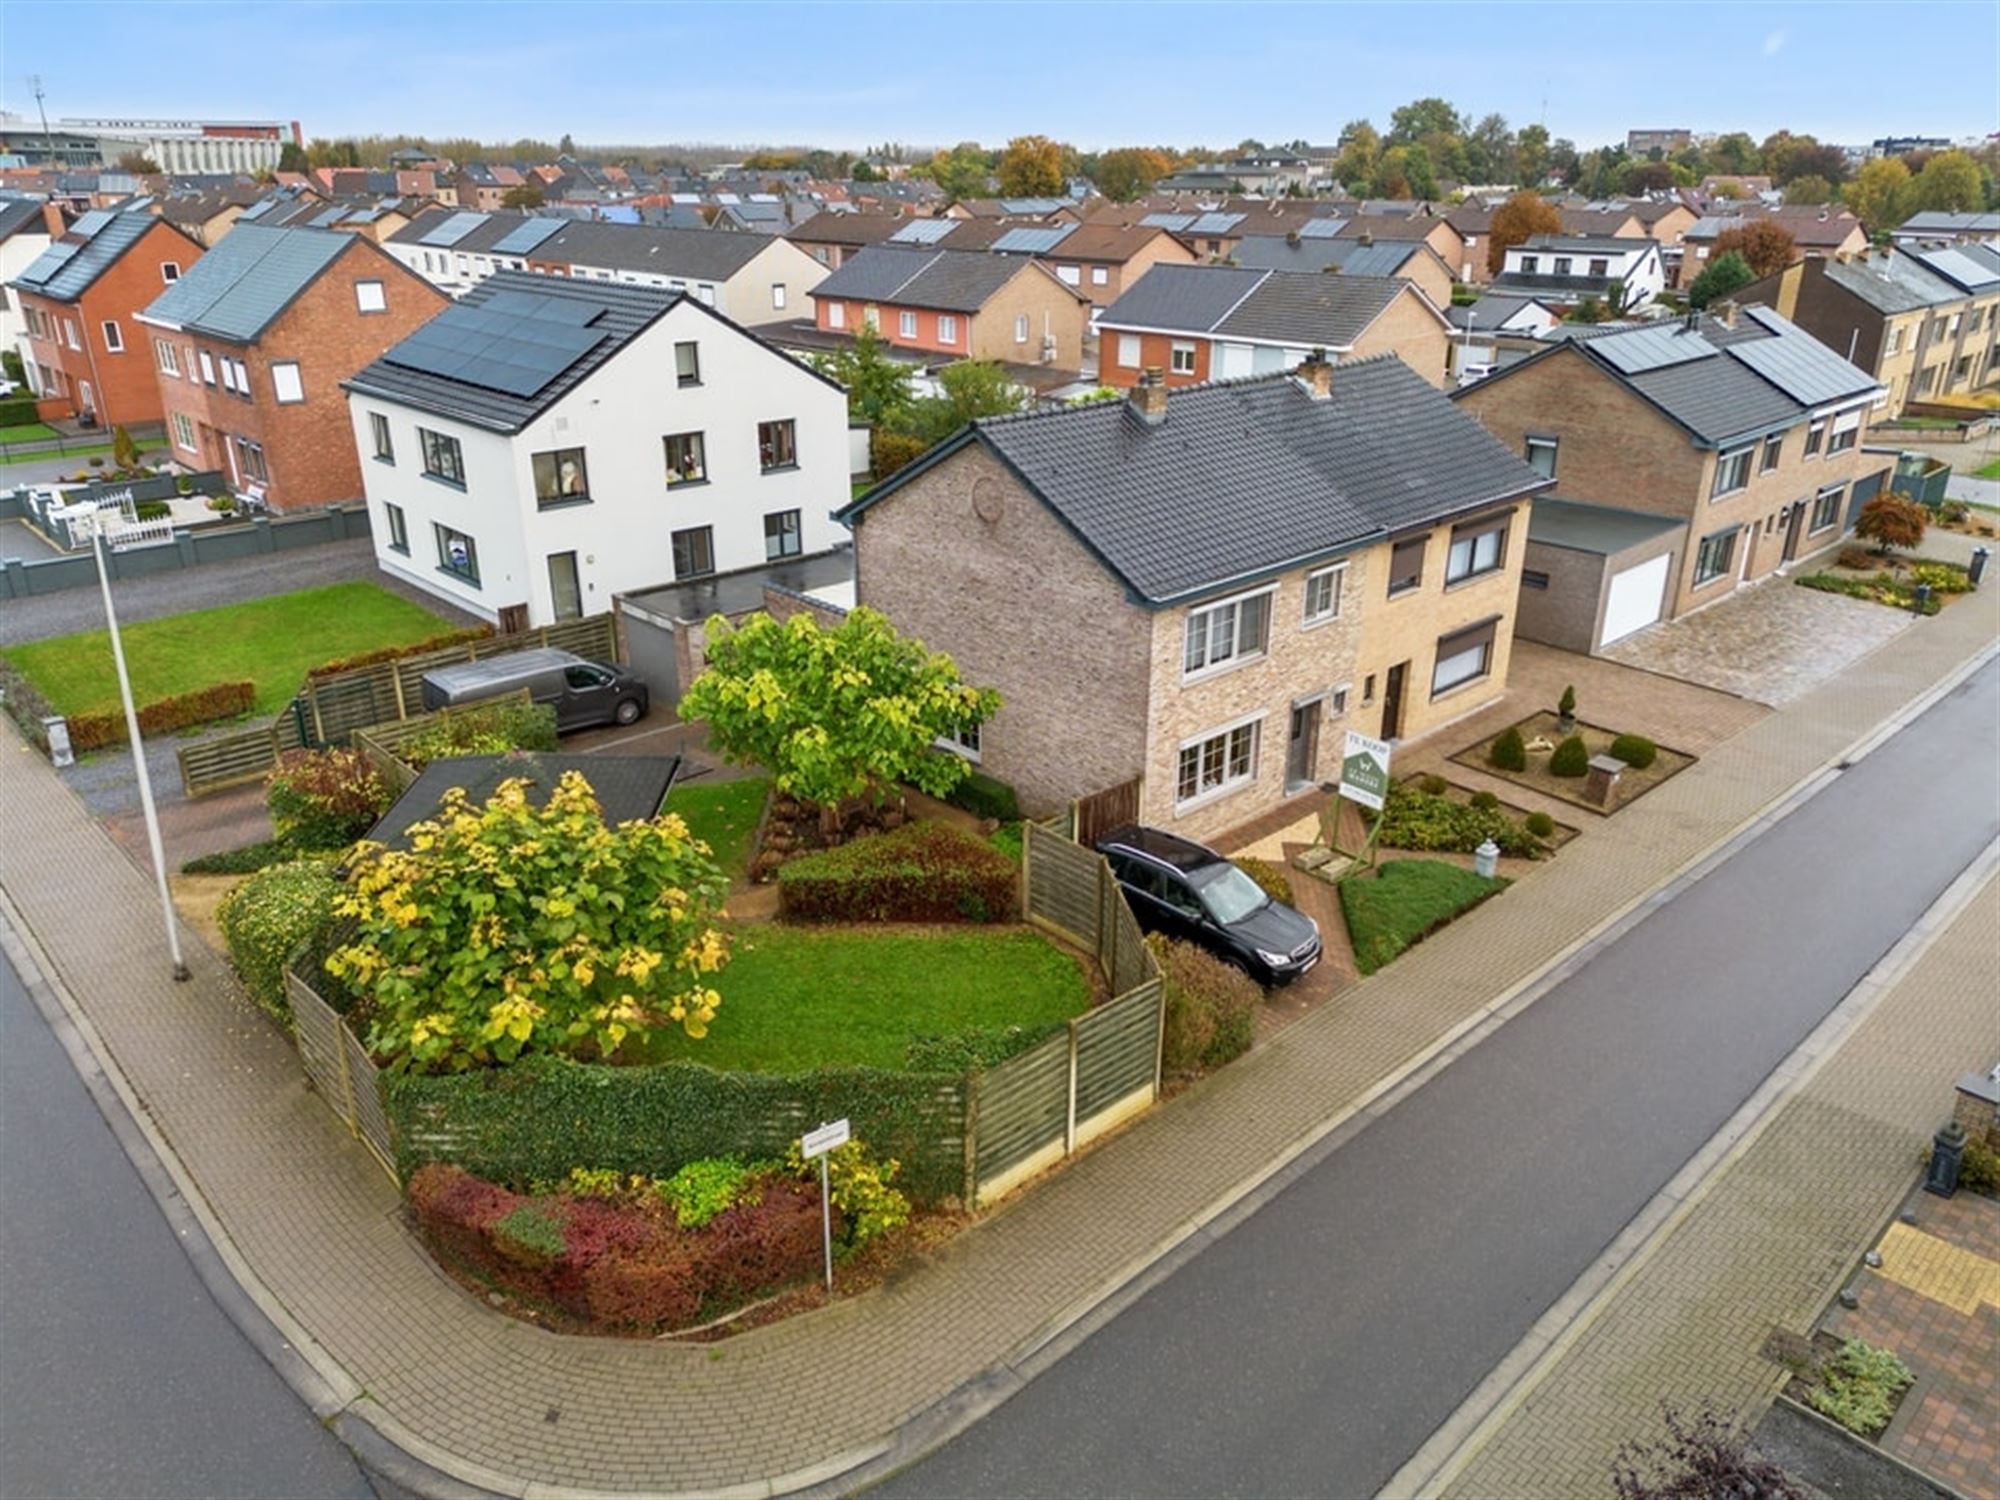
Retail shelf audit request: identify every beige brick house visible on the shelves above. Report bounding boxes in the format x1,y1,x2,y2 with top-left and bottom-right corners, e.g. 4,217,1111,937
1454,307,1892,652
838,356,1551,842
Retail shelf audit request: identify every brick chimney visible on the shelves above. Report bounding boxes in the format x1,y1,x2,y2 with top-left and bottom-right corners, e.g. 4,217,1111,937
1296,348,1334,400
1287,229,1301,246
41,200,68,239
1358,230,1374,246
1130,366,1169,424
1716,299,1740,329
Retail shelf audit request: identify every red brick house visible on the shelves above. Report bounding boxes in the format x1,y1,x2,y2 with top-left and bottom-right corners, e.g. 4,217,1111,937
137,224,444,510
808,246,1092,370
10,207,204,427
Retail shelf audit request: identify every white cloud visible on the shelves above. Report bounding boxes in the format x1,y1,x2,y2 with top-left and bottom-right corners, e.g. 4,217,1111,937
1762,29,1787,56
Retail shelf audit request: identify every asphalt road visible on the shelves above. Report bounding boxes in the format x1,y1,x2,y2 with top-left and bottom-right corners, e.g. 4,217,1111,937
872,656,2000,1499
0,946,383,1500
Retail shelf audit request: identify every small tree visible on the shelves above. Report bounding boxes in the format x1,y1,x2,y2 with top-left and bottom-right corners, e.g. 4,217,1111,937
499,183,545,210
1688,250,1756,309
1489,725,1527,772
1711,221,1797,279
112,424,139,470
1612,1404,1805,1500
811,323,914,430
327,772,729,1073
679,607,1000,821
1854,494,1926,555
902,360,1029,443
1487,191,1563,275
1557,684,1577,723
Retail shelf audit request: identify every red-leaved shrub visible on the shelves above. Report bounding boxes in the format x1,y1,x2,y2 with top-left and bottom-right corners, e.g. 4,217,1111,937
65,679,256,752
308,626,493,680
777,820,1018,923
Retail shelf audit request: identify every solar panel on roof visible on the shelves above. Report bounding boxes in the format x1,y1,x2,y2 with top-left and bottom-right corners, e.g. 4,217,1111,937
991,224,1076,254
1140,213,1195,231
890,219,956,244
383,301,608,398
1592,324,1718,375
1727,327,1873,407
1920,248,2000,288
1297,217,1345,238
491,217,563,255
1188,213,1246,235
239,199,277,222
479,288,605,326
419,211,492,247
309,207,347,227
17,240,81,285
70,209,114,239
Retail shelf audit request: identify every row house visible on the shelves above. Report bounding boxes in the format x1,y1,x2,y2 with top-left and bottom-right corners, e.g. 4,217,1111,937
1232,233,1457,309
10,205,204,426
138,225,444,510
836,356,1552,842
0,197,59,358
1455,307,1891,654
345,271,849,628
1676,208,1869,290
1891,212,2000,247
383,208,823,327
1489,235,1665,309
806,246,1092,370
1095,263,1451,389
1739,244,2000,413
988,222,1195,308
1444,200,1691,286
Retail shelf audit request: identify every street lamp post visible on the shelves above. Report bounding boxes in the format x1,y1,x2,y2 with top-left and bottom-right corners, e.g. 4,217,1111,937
73,503,188,981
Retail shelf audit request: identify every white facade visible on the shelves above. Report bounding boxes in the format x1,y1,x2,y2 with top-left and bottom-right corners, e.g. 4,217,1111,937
1,217,53,369
383,233,825,328
1502,239,1666,308
51,117,294,174
350,299,849,627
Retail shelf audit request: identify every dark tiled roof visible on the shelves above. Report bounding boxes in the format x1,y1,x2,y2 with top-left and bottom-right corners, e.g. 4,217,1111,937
368,754,681,850
851,357,1550,604
140,224,354,341
1212,272,1416,346
530,218,771,279
1819,251,1963,313
0,197,46,244
10,209,181,303
1232,238,1428,278
809,245,1070,312
1446,294,1554,332
1098,264,1267,332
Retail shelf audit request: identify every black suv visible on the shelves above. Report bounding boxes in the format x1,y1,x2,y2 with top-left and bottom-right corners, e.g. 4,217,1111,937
1095,824,1321,985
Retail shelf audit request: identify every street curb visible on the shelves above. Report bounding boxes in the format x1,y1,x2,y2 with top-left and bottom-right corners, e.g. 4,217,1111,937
8,634,1997,1500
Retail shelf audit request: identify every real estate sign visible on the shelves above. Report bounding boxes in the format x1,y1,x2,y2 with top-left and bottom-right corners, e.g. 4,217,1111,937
1339,730,1393,811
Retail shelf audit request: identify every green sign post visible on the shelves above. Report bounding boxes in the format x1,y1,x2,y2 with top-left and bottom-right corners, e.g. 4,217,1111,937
1326,729,1393,873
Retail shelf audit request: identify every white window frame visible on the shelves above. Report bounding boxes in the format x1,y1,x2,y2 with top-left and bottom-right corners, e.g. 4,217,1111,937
1827,409,1861,454
154,337,180,377
1117,333,1141,369
827,300,846,329
1056,264,1081,286
937,314,958,345
170,411,196,451
1174,711,1265,812
1804,418,1826,457
1524,435,1558,478
1169,341,1198,375
1710,445,1753,498
271,361,305,404
355,279,387,313
899,309,918,338
1301,563,1346,627
63,319,80,351
1431,636,1492,696
936,722,982,763
771,282,787,310
1091,265,1109,286
1014,313,1029,344
1810,483,1845,533
100,320,124,353
1182,585,1276,680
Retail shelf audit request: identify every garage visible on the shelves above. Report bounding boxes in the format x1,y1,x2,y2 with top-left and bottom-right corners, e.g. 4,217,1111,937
1599,553,1671,647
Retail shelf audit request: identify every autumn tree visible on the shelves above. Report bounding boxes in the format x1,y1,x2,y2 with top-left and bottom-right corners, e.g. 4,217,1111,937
678,608,1000,820
1487,191,1563,274
1687,250,1756,308
1711,220,1797,278
1707,132,1761,175
1623,162,1676,195
115,151,162,175
1782,174,1832,206
998,134,1067,197
1911,150,1985,213
1843,157,1913,234
1094,146,1173,201
1334,120,1382,193
499,183,545,209
1854,494,1927,555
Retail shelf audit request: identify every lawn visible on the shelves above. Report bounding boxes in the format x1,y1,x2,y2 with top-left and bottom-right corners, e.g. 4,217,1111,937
1974,458,2000,481
0,422,58,444
3,581,454,718
1341,859,1509,976
665,776,770,879
0,441,117,467
631,925,1091,1073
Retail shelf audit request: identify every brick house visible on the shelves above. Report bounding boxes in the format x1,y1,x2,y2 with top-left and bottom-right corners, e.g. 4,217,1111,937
1097,264,1452,390
785,210,906,268
137,224,445,510
1231,234,1458,312
10,206,204,427
837,356,1551,842
1454,307,1892,652
807,245,1092,370
1675,208,1869,290
989,222,1196,308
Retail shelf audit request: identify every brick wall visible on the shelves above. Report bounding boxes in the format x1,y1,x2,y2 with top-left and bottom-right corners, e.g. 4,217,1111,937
1351,289,1452,387
966,266,1091,372
1098,328,1211,389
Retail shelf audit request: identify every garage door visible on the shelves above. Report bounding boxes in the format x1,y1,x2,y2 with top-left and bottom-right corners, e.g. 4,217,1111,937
1600,554,1670,647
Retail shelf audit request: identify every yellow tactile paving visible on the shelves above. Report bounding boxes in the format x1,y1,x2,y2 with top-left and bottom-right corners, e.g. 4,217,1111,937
1874,1220,2000,1317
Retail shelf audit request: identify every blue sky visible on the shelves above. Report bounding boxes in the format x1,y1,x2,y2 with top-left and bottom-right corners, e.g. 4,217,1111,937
3,1,1994,152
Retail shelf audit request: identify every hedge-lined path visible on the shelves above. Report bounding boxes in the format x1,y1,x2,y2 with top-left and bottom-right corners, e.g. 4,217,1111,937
0,583,1995,1496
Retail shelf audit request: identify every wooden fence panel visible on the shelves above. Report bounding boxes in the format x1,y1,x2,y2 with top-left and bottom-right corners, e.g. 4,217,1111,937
286,971,351,1113
178,725,280,798
1073,980,1162,1124
342,1028,397,1176
1023,822,1103,945
1074,775,1142,848
972,1035,1071,1196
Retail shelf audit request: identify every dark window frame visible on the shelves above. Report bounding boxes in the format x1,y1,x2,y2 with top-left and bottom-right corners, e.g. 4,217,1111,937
370,411,394,463
758,418,798,473
532,446,591,508
1693,527,1738,586
384,501,409,554
434,522,480,585
671,524,715,580
664,430,707,487
1387,535,1427,597
764,508,802,560
418,426,466,487
674,340,701,387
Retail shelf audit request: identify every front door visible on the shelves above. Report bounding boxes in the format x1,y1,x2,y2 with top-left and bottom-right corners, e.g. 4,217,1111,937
1382,662,1408,740
1287,700,1321,790
547,551,582,621
1781,502,1807,565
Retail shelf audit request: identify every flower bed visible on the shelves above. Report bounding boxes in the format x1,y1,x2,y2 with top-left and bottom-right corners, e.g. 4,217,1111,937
1375,778,1555,859
777,820,1018,923
1799,556,1971,615
1451,712,1694,814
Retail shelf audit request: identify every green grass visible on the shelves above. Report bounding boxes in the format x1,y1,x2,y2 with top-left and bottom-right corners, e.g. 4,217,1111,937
1973,458,2000,480
665,776,769,879
0,422,58,444
0,441,117,466
2,581,454,718
987,820,1024,863
631,925,1090,1073
1341,859,1509,976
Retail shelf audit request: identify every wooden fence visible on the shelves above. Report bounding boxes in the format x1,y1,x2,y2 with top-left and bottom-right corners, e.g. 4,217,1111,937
350,689,537,797
285,969,396,1179
178,614,617,799
1073,775,1143,849
974,820,1163,1202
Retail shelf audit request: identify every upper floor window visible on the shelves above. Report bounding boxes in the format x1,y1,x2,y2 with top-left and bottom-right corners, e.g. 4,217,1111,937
674,340,700,387
1761,434,1783,472
198,349,216,385
271,362,304,404
1827,412,1860,453
1588,258,1609,277
1117,333,1141,369
370,411,394,463
938,314,958,345
160,261,180,283
1302,563,1346,625
1711,445,1753,497
1553,257,1573,275
1091,266,1109,286
1055,264,1081,286
1387,535,1427,596
1524,435,1558,478
1519,255,1540,273
664,431,707,486
101,320,124,353
355,280,386,313
1804,418,1826,456
1885,325,1904,356
827,302,846,330
1169,341,1197,375
419,426,465,485
1014,313,1030,344
1183,589,1272,677
758,419,797,472
1445,514,1508,584
533,447,590,506
771,282,787,310
154,337,180,377
63,318,80,350
899,310,918,338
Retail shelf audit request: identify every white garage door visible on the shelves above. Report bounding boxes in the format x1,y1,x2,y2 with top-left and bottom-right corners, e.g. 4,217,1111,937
1600,554,1670,647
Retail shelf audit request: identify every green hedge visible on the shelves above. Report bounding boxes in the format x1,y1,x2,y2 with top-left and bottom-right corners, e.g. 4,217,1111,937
777,820,1018,923
217,860,343,1021
0,396,39,429
385,1055,970,1204
944,769,1022,823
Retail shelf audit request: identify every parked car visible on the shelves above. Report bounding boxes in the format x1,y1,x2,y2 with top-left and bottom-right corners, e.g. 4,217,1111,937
1095,824,1321,984
420,648,648,733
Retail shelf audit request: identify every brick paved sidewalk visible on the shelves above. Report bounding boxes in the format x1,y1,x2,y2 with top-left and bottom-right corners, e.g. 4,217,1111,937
1436,873,2000,1500
1,587,1995,1497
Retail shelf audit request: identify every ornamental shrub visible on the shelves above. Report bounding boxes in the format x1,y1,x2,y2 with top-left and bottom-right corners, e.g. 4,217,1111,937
1236,855,1293,906
1805,1339,1913,1436
1957,1138,2000,1195
266,748,392,850
1609,733,1658,770
657,1157,761,1230
1557,684,1577,720
1376,781,1543,859
777,820,1017,923
490,1203,567,1268
1147,933,1260,1075
1854,494,1926,555
1489,725,1527,772
216,859,343,1021
1549,734,1590,778
1524,811,1556,839
1417,773,1449,796
397,700,558,770
63,679,256,753
1910,561,1973,594
327,771,730,1073
944,769,1022,823
1469,790,1501,812
870,428,929,480
784,1140,910,1252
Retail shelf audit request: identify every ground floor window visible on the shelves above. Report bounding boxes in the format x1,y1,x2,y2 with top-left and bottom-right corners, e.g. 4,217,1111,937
937,722,981,761
1693,528,1737,586
1430,617,1499,698
1176,717,1260,808
764,509,802,560
384,502,408,554
170,412,196,452
434,523,479,584
234,438,268,484
1810,484,1845,533
672,524,714,580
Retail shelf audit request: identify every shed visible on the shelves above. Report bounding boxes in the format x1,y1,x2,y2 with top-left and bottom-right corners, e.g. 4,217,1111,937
1517,498,1685,653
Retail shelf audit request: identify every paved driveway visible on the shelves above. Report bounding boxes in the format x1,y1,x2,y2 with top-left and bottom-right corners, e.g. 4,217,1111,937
1605,579,1913,705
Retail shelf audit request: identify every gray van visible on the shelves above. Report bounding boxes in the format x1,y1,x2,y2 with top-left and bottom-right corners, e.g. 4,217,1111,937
419,648,649,733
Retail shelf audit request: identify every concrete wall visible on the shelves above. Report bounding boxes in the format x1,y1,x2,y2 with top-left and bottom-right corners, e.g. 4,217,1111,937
0,503,371,598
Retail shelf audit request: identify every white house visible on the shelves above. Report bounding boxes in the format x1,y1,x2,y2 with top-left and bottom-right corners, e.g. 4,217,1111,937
381,207,826,327
1489,235,1666,310
0,198,54,371
344,270,850,628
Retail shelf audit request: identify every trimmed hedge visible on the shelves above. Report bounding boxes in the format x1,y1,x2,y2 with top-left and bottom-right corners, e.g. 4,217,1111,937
777,820,1018,923
307,625,493,679
181,838,295,876
1148,934,1259,1075
409,1163,828,1330
64,679,256,753
1378,781,1543,859
1488,725,1527,772
1608,733,1658,770
0,396,39,428
398,700,558,769
1549,734,1590,777
870,429,928,480
1524,811,1556,839
944,768,1022,823
386,1054,969,1203
217,859,343,1021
